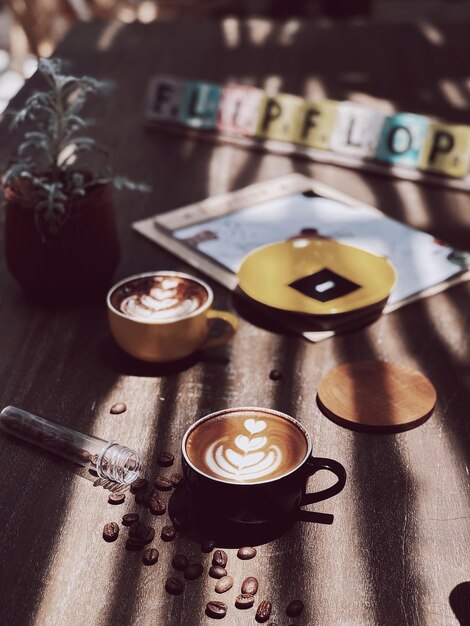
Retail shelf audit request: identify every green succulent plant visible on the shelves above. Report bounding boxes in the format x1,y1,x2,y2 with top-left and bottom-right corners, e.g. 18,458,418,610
2,58,149,239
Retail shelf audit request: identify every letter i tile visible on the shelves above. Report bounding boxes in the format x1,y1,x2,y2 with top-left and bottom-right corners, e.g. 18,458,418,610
216,84,264,137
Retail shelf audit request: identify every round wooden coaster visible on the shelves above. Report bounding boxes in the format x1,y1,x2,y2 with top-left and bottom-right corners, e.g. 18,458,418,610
317,361,437,433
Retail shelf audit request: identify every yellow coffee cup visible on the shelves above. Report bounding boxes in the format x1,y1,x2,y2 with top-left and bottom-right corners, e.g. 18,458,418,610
107,271,238,362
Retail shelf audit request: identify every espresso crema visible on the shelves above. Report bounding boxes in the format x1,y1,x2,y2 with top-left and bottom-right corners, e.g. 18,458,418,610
185,410,308,484
110,275,208,321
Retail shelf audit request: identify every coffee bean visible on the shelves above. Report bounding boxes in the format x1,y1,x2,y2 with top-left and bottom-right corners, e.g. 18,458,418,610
237,546,257,560
130,478,148,494
129,521,147,539
154,476,173,491
165,577,184,596
170,473,184,487
200,538,215,553
122,513,139,526
149,494,166,516
157,452,174,467
235,594,255,609
241,577,259,595
161,525,176,542
209,565,227,579
125,539,145,551
142,547,159,565
286,600,304,617
256,600,272,622
269,369,282,381
215,575,233,593
206,601,228,619
184,563,204,580
212,549,228,567
103,522,119,542
172,553,189,571
108,492,126,505
142,526,155,545
110,402,127,414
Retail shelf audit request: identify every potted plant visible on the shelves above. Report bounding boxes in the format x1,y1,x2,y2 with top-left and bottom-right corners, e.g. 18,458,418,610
1,58,147,300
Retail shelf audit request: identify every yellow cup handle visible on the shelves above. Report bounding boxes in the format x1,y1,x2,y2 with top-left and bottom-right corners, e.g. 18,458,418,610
202,310,238,349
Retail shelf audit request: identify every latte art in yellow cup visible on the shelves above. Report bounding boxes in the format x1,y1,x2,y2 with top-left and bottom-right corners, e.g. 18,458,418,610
107,271,238,362
185,409,309,484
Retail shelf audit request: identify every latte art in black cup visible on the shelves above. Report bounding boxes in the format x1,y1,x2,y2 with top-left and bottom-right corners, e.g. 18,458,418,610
185,409,308,484
110,275,208,321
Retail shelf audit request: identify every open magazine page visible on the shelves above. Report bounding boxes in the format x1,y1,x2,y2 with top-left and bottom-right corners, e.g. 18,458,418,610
170,191,463,306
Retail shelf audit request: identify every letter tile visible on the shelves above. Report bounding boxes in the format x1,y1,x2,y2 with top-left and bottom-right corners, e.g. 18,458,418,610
146,75,185,124
255,94,304,143
216,84,264,137
375,112,429,167
296,99,339,150
180,81,221,129
419,122,470,178
330,102,386,157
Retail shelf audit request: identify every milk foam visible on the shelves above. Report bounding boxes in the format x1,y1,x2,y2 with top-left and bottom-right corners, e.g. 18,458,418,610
204,419,282,481
115,276,206,321
186,411,308,484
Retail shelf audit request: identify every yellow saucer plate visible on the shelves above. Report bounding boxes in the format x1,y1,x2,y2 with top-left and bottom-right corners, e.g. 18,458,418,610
237,239,397,316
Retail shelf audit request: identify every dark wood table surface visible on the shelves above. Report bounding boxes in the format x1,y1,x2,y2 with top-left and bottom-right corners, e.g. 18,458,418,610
1,17,470,626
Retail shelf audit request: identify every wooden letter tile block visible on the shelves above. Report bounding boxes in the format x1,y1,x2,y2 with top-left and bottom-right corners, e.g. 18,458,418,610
255,94,304,143
146,76,185,124
419,123,470,178
330,102,385,157
375,112,429,167
216,84,264,137
179,81,221,129
296,99,339,150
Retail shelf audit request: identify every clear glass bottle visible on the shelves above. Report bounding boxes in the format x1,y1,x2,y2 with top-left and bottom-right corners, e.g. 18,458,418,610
0,405,142,484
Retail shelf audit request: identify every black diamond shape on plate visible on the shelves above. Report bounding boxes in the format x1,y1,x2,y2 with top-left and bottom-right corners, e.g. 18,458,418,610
289,268,361,303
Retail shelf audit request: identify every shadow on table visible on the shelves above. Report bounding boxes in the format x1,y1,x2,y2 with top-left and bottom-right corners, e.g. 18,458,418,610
168,484,336,548
450,583,470,626
98,335,231,377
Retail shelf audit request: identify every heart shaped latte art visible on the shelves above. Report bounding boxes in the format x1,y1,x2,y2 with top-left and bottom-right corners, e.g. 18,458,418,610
244,419,267,434
235,435,267,452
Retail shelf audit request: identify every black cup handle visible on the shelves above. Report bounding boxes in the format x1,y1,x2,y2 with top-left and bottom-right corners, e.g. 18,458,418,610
300,456,346,506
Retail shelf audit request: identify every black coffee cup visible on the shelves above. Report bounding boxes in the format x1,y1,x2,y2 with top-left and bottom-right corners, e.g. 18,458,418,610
181,407,346,524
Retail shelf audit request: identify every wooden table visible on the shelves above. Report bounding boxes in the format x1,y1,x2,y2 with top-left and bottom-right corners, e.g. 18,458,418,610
1,17,470,626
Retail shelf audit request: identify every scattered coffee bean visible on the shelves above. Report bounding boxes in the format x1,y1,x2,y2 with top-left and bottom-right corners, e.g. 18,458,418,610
269,369,282,381
212,549,228,567
256,600,272,622
237,546,257,560
103,522,119,542
172,553,189,571
201,538,215,553
170,473,184,487
184,563,204,580
235,594,255,609
122,513,139,526
241,577,259,595
215,575,233,593
206,601,228,619
149,494,166,516
125,539,145,551
142,526,155,545
209,565,227,579
165,577,184,596
286,600,304,617
130,478,148,494
157,452,175,467
154,476,173,491
129,521,147,539
110,402,127,414
161,525,176,542
108,492,126,505
142,547,159,565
